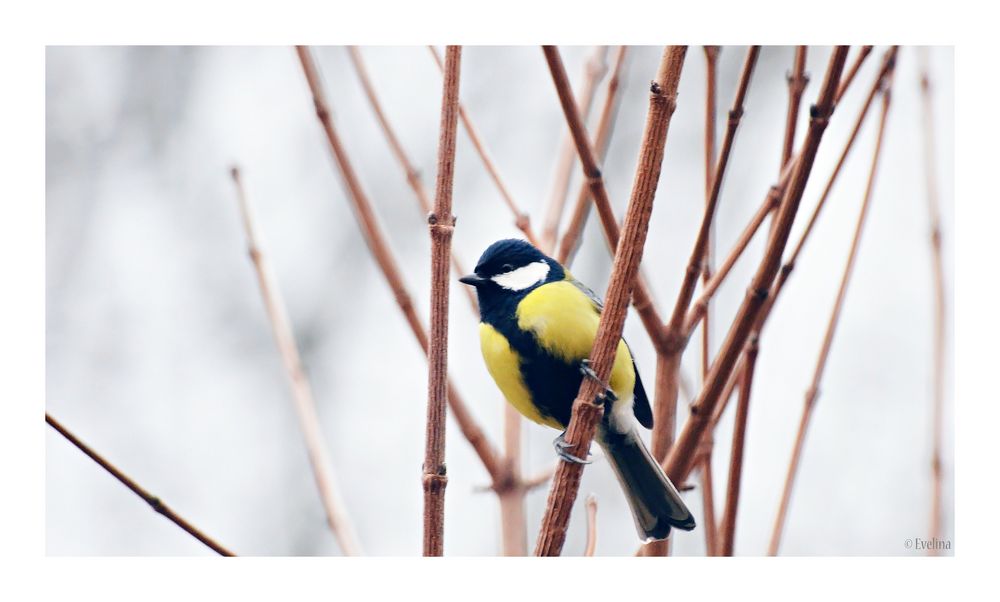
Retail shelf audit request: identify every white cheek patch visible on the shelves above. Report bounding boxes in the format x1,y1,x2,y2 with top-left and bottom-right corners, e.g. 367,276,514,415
492,261,551,291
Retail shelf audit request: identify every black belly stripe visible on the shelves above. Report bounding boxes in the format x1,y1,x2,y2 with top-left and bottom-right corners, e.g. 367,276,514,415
482,301,583,429
517,348,583,428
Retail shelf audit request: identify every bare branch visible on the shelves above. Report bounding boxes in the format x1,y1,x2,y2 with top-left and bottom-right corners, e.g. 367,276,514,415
665,46,760,341
231,166,361,556
918,47,947,556
534,46,687,556
423,45,462,556
681,164,795,341
781,46,810,169
46,413,236,557
698,448,719,555
428,46,539,246
700,45,721,400
836,45,875,103
662,47,850,487
718,336,758,556
647,50,761,528
701,48,900,436
543,45,671,355
556,46,629,266
768,67,894,555
296,46,505,484
346,46,477,312
541,46,610,252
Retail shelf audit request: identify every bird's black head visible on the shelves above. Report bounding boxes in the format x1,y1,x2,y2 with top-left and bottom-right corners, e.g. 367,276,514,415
459,239,565,316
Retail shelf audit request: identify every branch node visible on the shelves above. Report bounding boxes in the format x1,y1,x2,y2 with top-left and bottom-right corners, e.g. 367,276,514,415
423,472,449,494
427,212,456,233
148,496,165,514
313,99,331,123
515,213,531,233
749,285,769,302
808,103,831,127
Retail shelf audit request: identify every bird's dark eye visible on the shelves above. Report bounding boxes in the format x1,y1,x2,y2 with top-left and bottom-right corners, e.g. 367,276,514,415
501,263,514,273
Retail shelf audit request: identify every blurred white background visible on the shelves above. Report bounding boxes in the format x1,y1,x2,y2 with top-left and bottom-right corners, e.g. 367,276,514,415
45,45,953,556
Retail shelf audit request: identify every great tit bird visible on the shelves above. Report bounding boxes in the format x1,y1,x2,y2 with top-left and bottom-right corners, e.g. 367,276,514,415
460,239,695,541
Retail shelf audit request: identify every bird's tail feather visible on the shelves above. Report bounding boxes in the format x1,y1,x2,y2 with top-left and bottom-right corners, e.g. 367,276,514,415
598,426,696,541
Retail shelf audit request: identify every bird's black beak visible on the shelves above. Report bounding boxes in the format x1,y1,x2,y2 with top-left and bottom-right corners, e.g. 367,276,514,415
459,273,486,287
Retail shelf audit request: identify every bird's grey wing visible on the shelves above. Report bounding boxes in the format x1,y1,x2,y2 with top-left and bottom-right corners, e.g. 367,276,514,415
569,278,604,313
569,278,653,428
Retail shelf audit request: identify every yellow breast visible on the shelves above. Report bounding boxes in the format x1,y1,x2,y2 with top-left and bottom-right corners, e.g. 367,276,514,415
478,322,563,429
515,281,636,403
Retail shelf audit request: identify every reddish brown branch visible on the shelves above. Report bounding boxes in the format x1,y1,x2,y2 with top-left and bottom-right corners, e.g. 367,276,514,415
768,69,894,556
701,45,720,390
346,46,477,312
681,164,795,341
46,413,236,557
296,46,505,484
919,48,947,555
534,46,688,556
701,48,900,435
645,49,761,519
662,47,849,487
231,167,361,556
718,336,758,556
649,46,761,559
698,446,718,555
423,45,462,556
541,46,610,252
665,46,760,341
543,45,671,355
785,48,899,273
428,46,539,246
781,47,810,170
836,46,874,103
556,46,629,266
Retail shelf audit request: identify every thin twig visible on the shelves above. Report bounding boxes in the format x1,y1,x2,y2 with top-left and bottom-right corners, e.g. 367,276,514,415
768,68,894,556
647,47,761,557
534,46,687,557
717,336,758,556
346,46,477,312
231,167,361,556
701,48,900,435
428,46,539,246
919,47,947,555
701,44,720,393
296,46,505,484
650,45,760,480
423,45,462,556
681,163,795,341
836,46,875,103
698,445,718,556
781,46,809,169
556,46,629,267
45,413,236,557
543,45,671,355
663,45,760,339
427,44,548,554
541,46,610,252
662,47,849,487
584,494,599,556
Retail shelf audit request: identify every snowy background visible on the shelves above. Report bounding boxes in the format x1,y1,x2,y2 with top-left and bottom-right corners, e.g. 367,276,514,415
46,46,954,556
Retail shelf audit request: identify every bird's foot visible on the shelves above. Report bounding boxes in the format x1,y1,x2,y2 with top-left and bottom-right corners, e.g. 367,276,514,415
579,359,618,407
553,431,592,465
